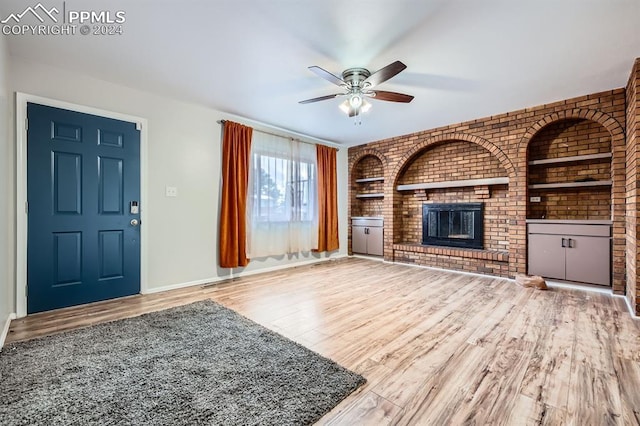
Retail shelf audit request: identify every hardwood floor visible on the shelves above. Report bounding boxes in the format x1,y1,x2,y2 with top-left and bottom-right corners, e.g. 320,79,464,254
5,257,640,425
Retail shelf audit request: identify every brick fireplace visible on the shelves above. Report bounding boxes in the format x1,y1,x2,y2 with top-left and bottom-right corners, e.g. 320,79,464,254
348,87,627,293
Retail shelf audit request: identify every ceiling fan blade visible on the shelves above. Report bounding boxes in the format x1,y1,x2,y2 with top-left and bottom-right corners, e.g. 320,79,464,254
308,66,345,86
298,93,343,104
370,90,414,103
364,61,407,87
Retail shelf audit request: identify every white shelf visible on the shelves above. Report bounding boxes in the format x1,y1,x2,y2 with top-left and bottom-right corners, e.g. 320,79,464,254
528,180,612,189
528,152,612,166
355,193,384,199
396,177,509,192
355,177,384,183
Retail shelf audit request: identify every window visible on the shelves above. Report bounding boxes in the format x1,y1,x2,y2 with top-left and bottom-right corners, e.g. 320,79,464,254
246,132,318,257
251,153,315,223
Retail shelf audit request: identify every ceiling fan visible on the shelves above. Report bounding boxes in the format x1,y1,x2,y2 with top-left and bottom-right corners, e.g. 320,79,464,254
299,60,414,119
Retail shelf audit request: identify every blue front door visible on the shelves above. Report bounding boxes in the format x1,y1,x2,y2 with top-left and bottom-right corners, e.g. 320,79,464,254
27,103,141,314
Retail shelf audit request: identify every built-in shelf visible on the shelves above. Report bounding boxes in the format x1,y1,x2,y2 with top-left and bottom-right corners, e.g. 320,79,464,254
396,177,509,192
355,177,385,183
355,193,384,199
528,180,612,189
528,152,612,166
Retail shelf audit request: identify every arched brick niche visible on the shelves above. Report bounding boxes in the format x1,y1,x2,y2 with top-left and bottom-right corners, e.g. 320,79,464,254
526,118,612,220
390,139,511,276
350,153,385,218
347,150,387,255
518,109,626,293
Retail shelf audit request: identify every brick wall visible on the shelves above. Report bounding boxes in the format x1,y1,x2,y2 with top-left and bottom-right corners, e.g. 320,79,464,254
626,58,640,314
353,154,384,179
527,188,611,220
400,141,506,183
393,244,509,277
348,87,627,292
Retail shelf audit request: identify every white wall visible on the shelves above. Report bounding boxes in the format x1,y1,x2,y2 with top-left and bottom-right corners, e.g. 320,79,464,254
7,57,348,299
0,36,14,340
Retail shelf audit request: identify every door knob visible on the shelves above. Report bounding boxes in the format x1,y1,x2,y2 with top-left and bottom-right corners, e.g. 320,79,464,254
130,219,139,226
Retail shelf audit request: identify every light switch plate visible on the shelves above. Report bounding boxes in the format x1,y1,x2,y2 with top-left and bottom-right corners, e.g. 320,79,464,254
165,186,178,197
530,196,541,202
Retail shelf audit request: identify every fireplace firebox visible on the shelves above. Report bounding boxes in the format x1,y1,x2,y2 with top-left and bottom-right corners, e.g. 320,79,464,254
422,203,484,249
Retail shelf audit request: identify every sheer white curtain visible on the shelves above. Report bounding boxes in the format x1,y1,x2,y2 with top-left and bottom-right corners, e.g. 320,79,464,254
246,132,318,257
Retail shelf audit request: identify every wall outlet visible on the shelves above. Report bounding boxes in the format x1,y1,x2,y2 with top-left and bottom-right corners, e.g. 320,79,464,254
530,196,541,202
165,186,178,197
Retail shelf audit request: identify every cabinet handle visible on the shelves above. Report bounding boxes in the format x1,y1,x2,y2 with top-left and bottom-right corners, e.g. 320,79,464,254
568,238,573,248
561,238,567,248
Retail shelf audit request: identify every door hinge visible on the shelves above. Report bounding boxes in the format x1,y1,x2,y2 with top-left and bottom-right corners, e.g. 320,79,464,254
25,201,28,214
25,117,28,131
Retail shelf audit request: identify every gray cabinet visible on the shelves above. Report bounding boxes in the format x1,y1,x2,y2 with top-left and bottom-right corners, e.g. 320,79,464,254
527,222,611,286
565,235,610,284
352,217,383,256
352,226,368,254
528,233,565,280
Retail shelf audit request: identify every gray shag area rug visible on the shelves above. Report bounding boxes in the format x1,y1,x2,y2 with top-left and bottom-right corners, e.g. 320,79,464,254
0,300,365,425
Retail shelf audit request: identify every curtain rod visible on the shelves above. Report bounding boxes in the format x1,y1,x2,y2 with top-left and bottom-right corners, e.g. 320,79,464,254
218,120,339,151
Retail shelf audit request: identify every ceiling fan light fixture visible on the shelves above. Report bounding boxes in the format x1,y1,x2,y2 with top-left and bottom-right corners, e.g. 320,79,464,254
340,95,372,125
339,95,371,117
349,94,363,109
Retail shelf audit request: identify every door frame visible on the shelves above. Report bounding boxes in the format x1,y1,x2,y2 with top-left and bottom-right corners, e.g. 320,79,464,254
15,92,149,318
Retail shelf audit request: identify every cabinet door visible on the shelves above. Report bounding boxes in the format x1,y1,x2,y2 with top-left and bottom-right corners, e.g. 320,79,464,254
565,236,610,286
528,234,565,280
367,227,384,256
352,226,368,254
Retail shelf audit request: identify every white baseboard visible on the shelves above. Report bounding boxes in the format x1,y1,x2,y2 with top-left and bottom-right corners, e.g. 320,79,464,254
1,313,17,350
142,276,225,294
351,254,385,262
544,280,613,295
142,254,348,295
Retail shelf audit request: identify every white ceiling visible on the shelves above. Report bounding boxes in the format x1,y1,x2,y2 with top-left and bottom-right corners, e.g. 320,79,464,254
2,0,639,145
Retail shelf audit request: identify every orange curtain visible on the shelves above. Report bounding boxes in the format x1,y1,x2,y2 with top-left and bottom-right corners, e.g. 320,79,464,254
219,121,253,268
315,144,339,252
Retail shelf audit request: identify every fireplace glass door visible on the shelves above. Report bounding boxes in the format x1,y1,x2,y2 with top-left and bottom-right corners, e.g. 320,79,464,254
422,203,484,249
